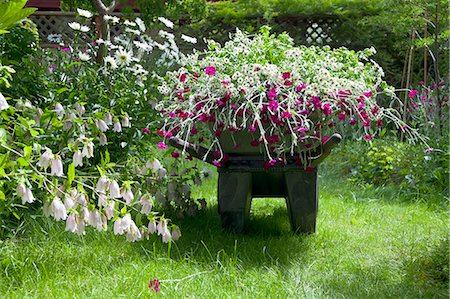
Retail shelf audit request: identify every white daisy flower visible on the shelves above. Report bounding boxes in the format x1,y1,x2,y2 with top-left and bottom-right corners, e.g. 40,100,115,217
77,8,93,18
135,17,146,32
181,34,197,44
104,55,118,69
115,49,133,66
104,15,120,24
158,17,174,29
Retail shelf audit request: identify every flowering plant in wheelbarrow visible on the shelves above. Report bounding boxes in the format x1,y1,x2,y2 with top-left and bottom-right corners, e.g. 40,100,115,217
156,26,415,168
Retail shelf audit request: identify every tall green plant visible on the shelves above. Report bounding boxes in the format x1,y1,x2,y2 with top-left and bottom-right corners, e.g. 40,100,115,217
0,0,36,35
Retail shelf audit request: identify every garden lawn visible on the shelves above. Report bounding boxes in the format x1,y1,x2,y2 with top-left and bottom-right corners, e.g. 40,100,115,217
0,165,448,298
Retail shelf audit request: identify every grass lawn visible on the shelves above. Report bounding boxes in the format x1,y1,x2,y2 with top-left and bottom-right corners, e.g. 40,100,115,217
0,164,448,298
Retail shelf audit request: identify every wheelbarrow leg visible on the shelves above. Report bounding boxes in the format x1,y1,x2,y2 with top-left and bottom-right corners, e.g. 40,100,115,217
218,171,252,233
284,170,318,234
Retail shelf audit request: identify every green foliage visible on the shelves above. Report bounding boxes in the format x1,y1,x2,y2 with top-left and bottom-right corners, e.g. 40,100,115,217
0,0,36,35
0,19,39,65
333,138,449,201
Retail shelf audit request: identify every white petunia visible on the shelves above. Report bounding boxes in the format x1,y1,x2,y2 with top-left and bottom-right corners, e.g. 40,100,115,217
73,150,83,167
50,156,64,177
0,92,9,111
78,52,90,61
158,17,173,29
77,8,93,18
181,34,197,44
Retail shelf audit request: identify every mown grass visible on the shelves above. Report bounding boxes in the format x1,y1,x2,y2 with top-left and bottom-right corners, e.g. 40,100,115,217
0,164,448,298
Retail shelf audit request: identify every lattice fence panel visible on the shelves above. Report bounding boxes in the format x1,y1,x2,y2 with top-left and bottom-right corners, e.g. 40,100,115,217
305,18,336,45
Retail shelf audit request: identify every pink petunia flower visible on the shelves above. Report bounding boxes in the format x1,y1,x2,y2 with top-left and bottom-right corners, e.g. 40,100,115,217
205,66,216,76
148,279,161,292
142,127,150,134
212,160,221,167
157,142,168,149
409,90,418,98
363,134,372,140
268,100,279,111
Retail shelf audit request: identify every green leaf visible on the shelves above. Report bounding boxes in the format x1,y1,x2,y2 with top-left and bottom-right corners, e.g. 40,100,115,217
67,163,75,186
0,190,5,200
23,146,32,159
120,206,127,216
17,157,28,167
0,128,7,144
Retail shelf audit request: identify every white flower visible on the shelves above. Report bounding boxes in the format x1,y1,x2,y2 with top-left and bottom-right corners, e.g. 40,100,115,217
78,52,90,61
50,197,67,220
82,140,94,158
47,33,62,43
121,188,134,205
162,231,172,243
77,8,93,18
126,220,142,242
65,213,77,233
97,193,108,207
109,180,121,198
76,193,87,206
157,219,169,236
171,226,181,241
104,15,120,24
73,150,83,167
96,176,109,192
124,20,136,27
104,113,113,125
181,34,197,44
115,49,133,66
16,183,35,204
158,17,174,29
125,28,140,35
99,134,108,145
37,149,53,170
104,55,118,69
54,103,64,116
121,114,130,127
159,168,167,179
96,119,108,132
148,221,157,233
139,194,153,215
0,92,9,110
50,156,64,177
135,17,146,32
68,22,90,32
113,121,122,132
105,201,115,219
133,41,153,52
113,218,124,235
64,195,75,210
74,103,85,115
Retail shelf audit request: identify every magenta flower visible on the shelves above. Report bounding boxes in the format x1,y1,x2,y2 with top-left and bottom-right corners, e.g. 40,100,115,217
281,111,292,118
409,90,418,98
363,134,372,140
148,279,161,292
190,126,198,135
338,112,346,121
205,66,216,76
250,140,259,147
362,120,371,127
179,73,187,82
363,91,373,98
321,136,330,143
267,88,278,101
321,103,332,115
142,127,150,134
212,160,221,167
249,125,256,132
305,167,316,173
282,72,291,80
157,142,168,149
349,119,357,125
296,84,306,92
269,100,279,111
171,151,180,158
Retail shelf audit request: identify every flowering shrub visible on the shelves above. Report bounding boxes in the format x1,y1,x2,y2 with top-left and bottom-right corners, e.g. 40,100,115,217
0,11,203,241
156,27,418,167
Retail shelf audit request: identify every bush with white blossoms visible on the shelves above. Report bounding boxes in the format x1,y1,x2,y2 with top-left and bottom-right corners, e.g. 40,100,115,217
0,10,204,241
156,27,422,168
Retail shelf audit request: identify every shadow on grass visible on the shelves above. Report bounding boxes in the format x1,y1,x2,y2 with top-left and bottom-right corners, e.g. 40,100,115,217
141,200,313,269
